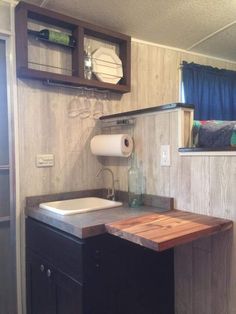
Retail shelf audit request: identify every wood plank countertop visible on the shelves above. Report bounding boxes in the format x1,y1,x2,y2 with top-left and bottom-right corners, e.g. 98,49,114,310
105,210,233,252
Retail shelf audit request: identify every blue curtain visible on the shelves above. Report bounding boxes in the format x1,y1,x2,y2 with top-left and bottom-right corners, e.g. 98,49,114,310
182,61,236,120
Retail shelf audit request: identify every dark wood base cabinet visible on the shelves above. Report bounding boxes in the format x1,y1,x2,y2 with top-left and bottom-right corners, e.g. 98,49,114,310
26,218,174,314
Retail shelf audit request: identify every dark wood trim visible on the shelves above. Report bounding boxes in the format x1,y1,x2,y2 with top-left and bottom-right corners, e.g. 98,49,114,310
84,27,130,44
100,103,195,120
119,39,131,86
179,147,236,152
77,26,85,79
17,1,79,30
15,1,131,93
17,1,131,41
71,26,80,76
15,3,28,69
17,67,130,93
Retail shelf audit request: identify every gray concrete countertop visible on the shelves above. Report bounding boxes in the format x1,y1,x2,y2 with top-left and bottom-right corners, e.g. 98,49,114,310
25,204,169,239
25,189,173,239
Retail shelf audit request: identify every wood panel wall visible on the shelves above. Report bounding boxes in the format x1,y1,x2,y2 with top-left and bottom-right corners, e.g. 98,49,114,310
18,39,236,202
102,108,236,314
17,38,236,314
169,111,236,314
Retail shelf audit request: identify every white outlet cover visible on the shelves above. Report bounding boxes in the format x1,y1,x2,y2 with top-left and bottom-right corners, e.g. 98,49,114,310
36,154,54,167
160,145,170,166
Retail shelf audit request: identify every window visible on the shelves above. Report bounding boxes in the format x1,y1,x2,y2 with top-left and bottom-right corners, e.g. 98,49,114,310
181,61,236,120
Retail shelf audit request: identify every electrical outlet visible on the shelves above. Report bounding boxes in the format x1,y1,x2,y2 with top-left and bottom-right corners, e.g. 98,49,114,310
160,145,170,166
36,154,54,167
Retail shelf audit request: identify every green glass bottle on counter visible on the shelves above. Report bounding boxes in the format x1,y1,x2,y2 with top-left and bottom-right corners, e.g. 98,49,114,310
27,29,76,48
128,153,143,208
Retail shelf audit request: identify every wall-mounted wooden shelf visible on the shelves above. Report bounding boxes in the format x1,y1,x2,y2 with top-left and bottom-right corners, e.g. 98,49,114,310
15,2,131,93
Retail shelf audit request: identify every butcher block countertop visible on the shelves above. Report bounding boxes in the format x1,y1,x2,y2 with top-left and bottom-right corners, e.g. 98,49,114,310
105,210,233,251
25,190,233,251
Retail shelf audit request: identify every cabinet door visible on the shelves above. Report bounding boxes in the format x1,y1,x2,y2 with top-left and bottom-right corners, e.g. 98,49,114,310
26,252,56,314
55,270,83,314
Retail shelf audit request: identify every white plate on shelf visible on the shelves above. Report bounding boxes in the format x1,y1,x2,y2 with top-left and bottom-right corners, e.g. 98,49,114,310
92,47,123,84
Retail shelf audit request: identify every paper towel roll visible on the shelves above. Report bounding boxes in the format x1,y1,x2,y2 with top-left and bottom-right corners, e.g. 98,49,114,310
90,134,133,157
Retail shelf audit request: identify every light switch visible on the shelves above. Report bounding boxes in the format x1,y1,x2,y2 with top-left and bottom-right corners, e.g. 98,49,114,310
160,145,170,166
36,154,54,167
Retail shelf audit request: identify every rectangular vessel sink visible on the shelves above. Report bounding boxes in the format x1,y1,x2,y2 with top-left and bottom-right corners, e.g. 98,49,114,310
39,197,123,215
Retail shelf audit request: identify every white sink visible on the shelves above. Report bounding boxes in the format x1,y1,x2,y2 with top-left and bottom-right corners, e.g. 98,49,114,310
39,197,123,216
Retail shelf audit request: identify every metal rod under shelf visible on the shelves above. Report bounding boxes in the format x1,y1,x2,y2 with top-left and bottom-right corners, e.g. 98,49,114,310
43,80,109,94
28,61,73,73
101,118,136,128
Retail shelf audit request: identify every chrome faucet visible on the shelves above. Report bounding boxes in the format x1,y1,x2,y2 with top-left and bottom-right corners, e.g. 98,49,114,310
96,167,115,201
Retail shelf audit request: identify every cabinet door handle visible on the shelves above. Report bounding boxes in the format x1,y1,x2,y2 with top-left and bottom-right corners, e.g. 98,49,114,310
40,264,45,272
47,269,52,277
95,249,101,258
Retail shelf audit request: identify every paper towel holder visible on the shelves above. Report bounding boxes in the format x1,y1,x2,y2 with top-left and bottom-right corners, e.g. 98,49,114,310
90,134,133,157
101,118,136,129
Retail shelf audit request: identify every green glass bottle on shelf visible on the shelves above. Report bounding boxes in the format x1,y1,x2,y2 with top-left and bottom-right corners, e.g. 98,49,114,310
27,29,76,48
128,153,143,208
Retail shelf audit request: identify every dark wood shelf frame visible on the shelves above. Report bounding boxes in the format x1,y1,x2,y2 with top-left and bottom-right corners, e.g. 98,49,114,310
178,147,236,153
15,2,131,93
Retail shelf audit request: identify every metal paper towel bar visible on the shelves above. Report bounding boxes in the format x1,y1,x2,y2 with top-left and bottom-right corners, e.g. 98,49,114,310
101,118,136,129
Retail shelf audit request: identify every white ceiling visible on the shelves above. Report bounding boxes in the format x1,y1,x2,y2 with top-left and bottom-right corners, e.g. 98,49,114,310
23,0,236,63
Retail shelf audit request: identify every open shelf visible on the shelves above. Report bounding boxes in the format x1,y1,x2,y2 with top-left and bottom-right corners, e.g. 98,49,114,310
178,147,236,156
15,1,131,93
17,68,130,93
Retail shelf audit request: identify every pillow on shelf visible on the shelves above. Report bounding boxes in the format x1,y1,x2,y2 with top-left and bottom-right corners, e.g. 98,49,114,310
192,120,236,148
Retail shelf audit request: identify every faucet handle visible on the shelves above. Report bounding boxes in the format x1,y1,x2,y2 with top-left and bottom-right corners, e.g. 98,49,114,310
107,188,115,201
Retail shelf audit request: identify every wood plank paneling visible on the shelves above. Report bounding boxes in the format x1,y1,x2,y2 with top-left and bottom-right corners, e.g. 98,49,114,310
18,79,104,198
169,108,235,314
101,111,170,195
169,109,236,314
125,112,170,196
190,156,211,215
170,111,192,210
28,20,72,75
192,244,212,314
18,39,236,200
18,38,236,314
175,242,193,314
209,157,236,220
211,231,232,314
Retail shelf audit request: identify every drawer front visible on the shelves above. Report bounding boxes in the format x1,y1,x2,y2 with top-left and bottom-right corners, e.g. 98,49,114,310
26,218,84,282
